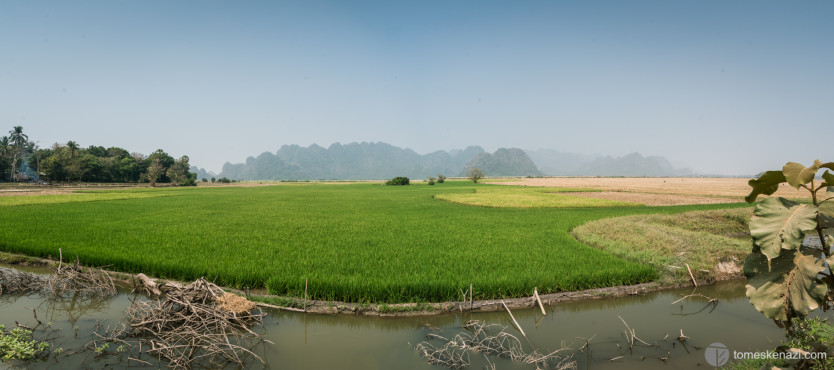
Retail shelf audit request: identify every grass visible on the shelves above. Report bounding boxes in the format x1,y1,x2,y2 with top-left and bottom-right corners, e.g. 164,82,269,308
434,185,637,208
248,295,305,309
571,208,754,282
0,191,180,207
378,302,434,313
723,317,834,369
0,182,749,303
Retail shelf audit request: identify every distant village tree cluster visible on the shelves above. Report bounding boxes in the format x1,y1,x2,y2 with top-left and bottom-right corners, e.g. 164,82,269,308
0,126,196,186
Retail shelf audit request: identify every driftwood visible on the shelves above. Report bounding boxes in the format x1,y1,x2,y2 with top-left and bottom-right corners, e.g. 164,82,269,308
136,273,161,296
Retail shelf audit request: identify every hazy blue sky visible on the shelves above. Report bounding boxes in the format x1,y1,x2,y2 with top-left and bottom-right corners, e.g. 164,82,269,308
1,1,832,175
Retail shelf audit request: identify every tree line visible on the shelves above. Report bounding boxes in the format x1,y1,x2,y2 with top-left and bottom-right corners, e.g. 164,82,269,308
0,126,196,186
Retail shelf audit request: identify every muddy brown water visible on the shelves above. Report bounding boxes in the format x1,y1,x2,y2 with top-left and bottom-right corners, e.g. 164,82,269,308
0,265,812,369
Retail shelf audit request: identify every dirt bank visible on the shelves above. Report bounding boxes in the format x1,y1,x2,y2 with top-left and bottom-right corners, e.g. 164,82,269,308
0,251,728,317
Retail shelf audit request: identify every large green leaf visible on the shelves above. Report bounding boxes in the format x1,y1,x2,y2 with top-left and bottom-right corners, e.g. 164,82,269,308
746,171,788,203
783,160,830,189
750,198,818,260
745,249,827,321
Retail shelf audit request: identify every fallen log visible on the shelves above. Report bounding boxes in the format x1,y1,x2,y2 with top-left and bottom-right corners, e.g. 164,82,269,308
137,273,161,296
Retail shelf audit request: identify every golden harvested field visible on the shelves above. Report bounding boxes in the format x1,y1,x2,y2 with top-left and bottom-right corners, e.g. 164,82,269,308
486,177,810,205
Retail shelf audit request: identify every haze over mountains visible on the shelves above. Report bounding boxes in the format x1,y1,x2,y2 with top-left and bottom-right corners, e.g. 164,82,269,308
527,150,692,177
213,142,692,181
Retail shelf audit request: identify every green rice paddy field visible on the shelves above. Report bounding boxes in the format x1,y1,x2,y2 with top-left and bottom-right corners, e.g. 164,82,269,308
0,182,749,303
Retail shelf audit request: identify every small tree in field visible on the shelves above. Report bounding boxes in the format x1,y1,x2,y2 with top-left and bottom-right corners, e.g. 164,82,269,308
467,168,484,183
146,157,165,187
743,160,834,329
385,176,410,186
436,174,446,183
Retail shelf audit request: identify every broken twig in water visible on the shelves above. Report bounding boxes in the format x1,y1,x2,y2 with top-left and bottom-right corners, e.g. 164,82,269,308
685,263,698,287
671,293,717,305
501,300,526,338
678,329,689,343
534,287,546,316
618,315,649,349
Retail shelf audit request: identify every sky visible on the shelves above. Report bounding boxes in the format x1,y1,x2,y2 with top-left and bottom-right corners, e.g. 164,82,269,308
1,0,832,175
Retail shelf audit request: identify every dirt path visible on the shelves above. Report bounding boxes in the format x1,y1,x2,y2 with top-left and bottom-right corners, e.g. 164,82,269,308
485,177,808,205
561,191,735,206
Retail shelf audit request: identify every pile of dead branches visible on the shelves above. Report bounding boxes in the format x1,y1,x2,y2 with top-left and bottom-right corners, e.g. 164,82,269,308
417,320,575,370
46,255,116,298
126,278,267,369
0,267,44,296
416,341,471,369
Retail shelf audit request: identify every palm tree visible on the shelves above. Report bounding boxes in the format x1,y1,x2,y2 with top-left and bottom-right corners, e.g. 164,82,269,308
9,126,28,148
66,141,79,158
0,136,9,158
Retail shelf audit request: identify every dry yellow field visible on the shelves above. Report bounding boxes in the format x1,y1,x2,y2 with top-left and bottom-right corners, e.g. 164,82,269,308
486,177,811,205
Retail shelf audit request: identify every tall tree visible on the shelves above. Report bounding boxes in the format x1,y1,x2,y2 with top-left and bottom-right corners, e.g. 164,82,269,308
0,136,10,181
146,157,165,187
8,127,31,181
66,141,79,158
9,126,28,148
166,155,192,186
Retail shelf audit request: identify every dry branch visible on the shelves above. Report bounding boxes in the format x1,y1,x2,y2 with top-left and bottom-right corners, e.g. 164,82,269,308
0,267,44,295
685,263,698,287
533,287,546,316
126,278,267,369
417,320,576,369
671,293,717,305
501,300,526,338
46,255,116,298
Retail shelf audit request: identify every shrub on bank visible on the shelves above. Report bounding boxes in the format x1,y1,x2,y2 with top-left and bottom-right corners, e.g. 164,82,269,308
385,177,410,186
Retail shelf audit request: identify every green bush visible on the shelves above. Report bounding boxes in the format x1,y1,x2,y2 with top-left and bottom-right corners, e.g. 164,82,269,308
0,325,49,361
436,174,446,183
385,176,410,186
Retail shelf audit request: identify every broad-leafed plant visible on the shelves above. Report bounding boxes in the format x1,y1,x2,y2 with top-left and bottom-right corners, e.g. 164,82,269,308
744,160,834,327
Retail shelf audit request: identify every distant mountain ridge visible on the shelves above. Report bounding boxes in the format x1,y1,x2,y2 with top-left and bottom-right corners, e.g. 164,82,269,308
189,166,217,181
218,142,542,180
526,150,691,176
464,148,542,177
